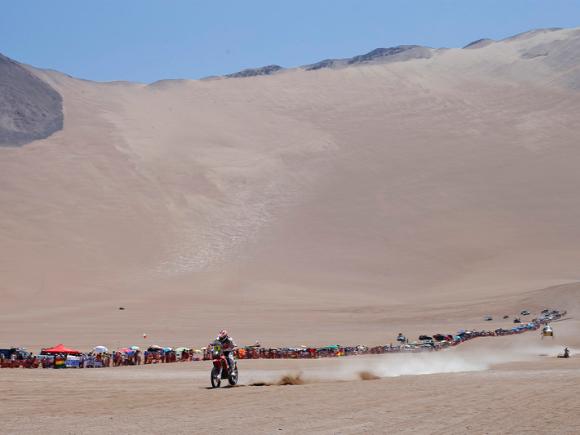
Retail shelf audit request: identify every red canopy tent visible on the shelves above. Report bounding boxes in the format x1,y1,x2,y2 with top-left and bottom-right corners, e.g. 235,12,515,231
41,344,82,355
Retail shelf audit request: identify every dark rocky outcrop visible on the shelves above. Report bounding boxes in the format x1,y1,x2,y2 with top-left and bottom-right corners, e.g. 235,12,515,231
347,45,430,64
303,45,432,72
303,45,432,73
226,45,432,78
225,64,283,78
463,38,494,49
0,53,63,147
303,59,338,71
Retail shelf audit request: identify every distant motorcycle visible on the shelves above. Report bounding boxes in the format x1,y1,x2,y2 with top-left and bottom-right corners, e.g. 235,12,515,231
210,341,238,388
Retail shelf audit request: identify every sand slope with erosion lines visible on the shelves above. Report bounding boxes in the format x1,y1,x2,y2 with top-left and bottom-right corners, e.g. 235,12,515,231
1,28,580,349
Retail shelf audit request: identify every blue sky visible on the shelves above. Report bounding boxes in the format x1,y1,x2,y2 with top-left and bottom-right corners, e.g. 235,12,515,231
1,0,579,83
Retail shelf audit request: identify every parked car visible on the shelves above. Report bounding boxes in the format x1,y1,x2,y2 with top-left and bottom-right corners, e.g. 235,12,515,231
0,347,30,360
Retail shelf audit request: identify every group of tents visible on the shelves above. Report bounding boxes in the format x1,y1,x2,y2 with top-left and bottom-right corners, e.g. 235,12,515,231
36,344,198,358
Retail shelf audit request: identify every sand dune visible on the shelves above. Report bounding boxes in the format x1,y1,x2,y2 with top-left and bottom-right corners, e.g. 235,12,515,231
1,28,580,349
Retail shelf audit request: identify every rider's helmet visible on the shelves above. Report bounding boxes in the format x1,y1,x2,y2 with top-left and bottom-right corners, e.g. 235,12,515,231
218,330,229,342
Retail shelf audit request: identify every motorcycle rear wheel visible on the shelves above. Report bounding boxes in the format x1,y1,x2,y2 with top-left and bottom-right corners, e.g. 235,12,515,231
211,367,221,388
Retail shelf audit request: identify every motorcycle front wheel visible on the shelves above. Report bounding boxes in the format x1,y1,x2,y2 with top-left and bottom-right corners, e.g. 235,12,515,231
228,365,238,386
211,367,221,388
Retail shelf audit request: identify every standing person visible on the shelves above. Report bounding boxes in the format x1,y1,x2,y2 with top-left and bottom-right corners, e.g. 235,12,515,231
541,324,553,339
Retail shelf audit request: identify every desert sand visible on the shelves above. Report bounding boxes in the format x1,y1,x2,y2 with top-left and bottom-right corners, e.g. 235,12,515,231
1,326,579,434
1,27,580,433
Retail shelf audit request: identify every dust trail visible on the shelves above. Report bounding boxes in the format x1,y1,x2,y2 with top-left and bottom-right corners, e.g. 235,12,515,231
358,371,380,380
330,342,576,381
277,373,305,385
249,372,305,386
244,342,576,386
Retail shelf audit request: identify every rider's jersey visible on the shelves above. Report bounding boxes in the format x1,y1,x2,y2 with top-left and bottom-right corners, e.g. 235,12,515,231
218,336,236,352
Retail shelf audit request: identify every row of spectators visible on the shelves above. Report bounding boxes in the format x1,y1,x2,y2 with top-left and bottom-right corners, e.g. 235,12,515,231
228,309,565,359
0,346,199,369
0,309,565,368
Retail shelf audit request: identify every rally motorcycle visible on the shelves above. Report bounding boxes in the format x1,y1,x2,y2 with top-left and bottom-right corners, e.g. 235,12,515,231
210,341,238,388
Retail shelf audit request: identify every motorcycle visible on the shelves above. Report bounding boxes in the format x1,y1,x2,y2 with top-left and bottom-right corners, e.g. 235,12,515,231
210,341,238,388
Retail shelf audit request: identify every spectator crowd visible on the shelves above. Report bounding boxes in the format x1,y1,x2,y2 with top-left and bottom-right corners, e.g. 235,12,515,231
0,309,565,369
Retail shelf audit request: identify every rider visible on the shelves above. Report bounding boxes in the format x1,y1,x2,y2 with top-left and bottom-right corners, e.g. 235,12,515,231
216,330,236,372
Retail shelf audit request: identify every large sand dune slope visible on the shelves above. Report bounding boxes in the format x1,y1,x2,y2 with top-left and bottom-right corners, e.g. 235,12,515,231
1,28,580,347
